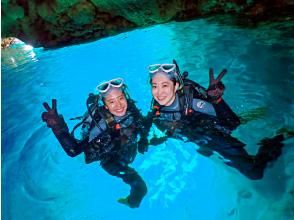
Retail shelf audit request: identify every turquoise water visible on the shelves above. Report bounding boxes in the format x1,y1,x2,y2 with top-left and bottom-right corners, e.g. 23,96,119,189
2,17,294,220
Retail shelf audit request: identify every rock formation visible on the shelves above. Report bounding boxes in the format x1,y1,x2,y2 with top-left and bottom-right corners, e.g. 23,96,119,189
2,0,293,48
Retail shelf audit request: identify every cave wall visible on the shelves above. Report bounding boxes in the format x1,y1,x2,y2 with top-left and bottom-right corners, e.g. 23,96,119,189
2,0,293,48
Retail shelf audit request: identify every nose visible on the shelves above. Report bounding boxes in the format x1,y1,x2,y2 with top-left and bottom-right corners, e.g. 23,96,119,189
116,99,123,108
156,86,162,96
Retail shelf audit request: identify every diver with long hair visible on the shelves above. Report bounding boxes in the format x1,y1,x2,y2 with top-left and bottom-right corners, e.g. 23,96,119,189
42,78,148,208
140,61,290,180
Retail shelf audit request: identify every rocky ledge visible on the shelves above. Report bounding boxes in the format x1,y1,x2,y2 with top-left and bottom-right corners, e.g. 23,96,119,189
2,0,293,48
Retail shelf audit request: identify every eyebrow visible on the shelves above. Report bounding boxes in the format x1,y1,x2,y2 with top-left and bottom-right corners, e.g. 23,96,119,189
105,98,114,102
105,95,124,102
152,81,170,85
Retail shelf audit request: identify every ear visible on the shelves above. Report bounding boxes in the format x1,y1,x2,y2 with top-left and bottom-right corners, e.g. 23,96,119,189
105,105,109,110
174,82,180,92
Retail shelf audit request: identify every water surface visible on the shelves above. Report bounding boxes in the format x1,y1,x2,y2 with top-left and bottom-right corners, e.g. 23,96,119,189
2,16,294,220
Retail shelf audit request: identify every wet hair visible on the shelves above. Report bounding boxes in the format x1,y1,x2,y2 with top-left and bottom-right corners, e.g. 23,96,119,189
149,71,177,85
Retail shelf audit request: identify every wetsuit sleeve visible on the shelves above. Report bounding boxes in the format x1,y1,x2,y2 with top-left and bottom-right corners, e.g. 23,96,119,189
212,99,241,130
129,101,152,140
190,82,240,130
51,117,85,157
137,110,154,153
140,111,154,138
142,110,170,146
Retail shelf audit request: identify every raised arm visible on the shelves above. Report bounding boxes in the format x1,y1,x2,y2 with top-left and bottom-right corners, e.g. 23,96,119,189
42,99,85,157
212,99,240,130
206,68,240,130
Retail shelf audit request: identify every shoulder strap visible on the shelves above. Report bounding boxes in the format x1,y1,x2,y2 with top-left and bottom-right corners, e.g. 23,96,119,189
70,105,99,137
127,99,139,118
99,107,117,130
183,78,208,100
180,84,194,116
150,98,161,116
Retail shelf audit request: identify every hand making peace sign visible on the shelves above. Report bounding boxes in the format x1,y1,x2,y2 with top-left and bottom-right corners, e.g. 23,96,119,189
42,99,63,129
207,68,227,103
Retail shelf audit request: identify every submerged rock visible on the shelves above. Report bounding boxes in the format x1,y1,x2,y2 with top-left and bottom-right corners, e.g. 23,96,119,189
1,37,17,49
1,37,37,68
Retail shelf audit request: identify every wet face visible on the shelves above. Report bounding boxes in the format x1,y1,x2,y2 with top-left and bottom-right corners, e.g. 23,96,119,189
104,89,128,117
151,72,179,106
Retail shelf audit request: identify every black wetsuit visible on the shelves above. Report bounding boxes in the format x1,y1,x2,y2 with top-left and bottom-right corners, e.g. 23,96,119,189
50,101,147,208
146,81,284,180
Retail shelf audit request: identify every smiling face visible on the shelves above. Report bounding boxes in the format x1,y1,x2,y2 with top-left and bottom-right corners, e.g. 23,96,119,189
103,88,128,117
151,72,179,106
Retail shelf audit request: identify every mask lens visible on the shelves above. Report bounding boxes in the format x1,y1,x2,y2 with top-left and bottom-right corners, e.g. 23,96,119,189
161,64,176,72
97,83,110,92
97,78,124,93
148,64,161,73
110,78,123,87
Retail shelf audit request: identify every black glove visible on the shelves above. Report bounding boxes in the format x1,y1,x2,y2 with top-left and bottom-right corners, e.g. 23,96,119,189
42,99,68,133
138,137,148,154
207,68,226,103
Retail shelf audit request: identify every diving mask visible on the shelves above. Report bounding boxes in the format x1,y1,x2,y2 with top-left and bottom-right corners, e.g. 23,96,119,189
148,64,176,74
148,63,184,90
96,78,124,93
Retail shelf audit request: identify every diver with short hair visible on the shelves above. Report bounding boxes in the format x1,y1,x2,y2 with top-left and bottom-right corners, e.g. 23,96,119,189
42,78,148,208
141,61,289,180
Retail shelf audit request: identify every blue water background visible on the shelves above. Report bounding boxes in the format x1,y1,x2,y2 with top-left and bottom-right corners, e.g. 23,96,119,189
2,16,294,220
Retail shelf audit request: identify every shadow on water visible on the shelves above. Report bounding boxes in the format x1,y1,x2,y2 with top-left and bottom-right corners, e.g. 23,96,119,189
18,126,61,202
